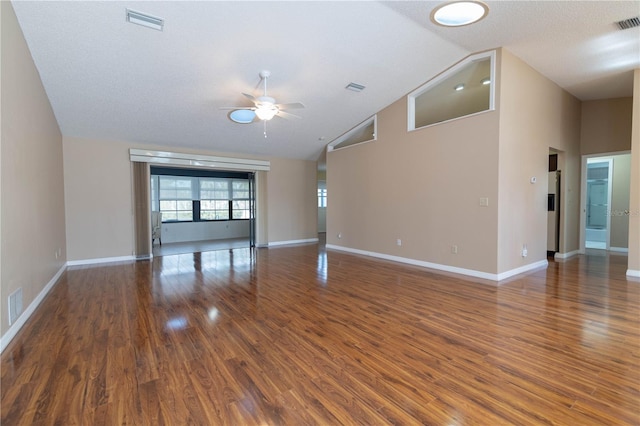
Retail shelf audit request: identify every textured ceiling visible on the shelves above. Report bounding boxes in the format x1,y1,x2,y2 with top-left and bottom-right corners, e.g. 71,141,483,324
11,1,640,161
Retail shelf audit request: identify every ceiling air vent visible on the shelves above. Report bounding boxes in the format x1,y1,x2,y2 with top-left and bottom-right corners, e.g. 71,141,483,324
126,9,164,31
345,82,366,92
616,16,640,30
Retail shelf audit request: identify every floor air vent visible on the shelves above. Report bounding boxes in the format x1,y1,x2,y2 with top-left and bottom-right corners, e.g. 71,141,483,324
616,16,640,30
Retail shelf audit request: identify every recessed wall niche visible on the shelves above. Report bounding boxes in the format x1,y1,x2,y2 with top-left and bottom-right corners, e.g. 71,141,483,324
408,50,495,130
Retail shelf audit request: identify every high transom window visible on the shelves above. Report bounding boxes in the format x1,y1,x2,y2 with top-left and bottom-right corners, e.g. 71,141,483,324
408,50,495,130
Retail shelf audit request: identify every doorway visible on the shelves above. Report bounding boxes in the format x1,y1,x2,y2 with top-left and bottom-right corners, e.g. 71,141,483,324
585,159,613,249
547,153,560,256
580,153,631,253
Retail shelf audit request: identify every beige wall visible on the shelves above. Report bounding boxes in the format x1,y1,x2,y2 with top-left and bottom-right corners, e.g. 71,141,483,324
265,157,318,244
327,49,584,278
1,2,66,336
498,50,582,272
63,137,317,260
63,137,135,260
629,69,640,274
581,97,633,155
610,154,631,249
327,55,500,274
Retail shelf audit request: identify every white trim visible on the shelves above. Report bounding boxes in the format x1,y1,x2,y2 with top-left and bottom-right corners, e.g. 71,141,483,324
1,264,66,353
129,149,270,172
626,269,640,278
496,260,548,281
554,250,581,260
326,244,547,282
609,247,629,253
67,255,136,266
268,238,319,247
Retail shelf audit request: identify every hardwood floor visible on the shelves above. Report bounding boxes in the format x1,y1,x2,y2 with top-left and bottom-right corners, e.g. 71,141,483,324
1,244,638,425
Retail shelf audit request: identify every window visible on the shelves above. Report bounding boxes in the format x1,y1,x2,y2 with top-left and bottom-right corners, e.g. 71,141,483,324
158,176,194,221
318,188,327,208
408,50,495,130
231,180,250,219
328,115,376,152
200,179,230,220
150,171,252,222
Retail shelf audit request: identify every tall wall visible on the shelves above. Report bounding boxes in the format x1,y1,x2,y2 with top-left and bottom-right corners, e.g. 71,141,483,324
265,157,318,244
629,70,640,276
327,54,500,275
1,2,66,337
62,137,317,261
581,97,633,155
497,49,582,272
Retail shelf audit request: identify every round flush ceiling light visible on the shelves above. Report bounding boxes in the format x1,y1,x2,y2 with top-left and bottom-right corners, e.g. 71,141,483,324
229,109,256,124
431,1,489,27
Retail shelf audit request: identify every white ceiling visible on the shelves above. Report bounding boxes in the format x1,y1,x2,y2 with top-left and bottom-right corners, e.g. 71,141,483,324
11,1,640,161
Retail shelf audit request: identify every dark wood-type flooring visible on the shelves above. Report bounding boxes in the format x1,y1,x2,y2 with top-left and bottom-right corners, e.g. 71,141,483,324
1,244,639,425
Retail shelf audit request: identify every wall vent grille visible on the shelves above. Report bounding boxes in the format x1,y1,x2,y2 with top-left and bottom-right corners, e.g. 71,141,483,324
616,16,640,30
8,288,23,325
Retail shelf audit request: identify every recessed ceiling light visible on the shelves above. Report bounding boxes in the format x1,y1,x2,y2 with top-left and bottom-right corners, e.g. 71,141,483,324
126,9,164,31
481,77,491,85
454,83,465,91
229,109,256,124
431,1,489,27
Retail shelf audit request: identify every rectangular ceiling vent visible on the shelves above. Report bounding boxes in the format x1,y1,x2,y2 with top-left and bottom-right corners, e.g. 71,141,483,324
126,9,164,31
616,16,640,30
345,82,366,92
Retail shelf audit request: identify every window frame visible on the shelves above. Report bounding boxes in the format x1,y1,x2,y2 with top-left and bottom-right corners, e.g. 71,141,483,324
407,50,496,132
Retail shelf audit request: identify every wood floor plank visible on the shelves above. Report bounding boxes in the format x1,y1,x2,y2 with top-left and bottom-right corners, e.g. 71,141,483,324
2,245,638,425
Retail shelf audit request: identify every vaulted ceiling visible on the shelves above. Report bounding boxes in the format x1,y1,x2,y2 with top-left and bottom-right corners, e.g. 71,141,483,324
11,1,640,161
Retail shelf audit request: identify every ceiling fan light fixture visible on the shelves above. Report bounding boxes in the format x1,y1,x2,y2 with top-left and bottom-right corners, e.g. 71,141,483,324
255,107,278,121
431,1,488,27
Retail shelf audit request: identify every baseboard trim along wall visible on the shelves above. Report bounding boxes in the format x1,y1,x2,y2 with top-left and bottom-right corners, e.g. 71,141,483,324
627,269,640,278
66,255,137,267
1,264,66,354
268,238,319,247
555,250,581,260
326,244,548,282
609,247,629,253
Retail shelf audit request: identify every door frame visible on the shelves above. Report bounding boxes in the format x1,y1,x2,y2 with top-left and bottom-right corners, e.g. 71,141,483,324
579,152,628,252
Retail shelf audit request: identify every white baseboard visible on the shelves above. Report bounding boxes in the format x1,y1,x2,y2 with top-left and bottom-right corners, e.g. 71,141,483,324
627,269,640,278
496,260,548,281
268,238,319,247
1,263,66,354
555,249,581,260
326,244,547,282
66,255,136,266
609,247,629,253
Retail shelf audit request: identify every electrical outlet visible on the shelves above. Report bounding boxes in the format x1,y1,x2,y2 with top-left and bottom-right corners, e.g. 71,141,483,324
338,233,342,239
479,197,489,207
397,239,402,246
8,288,23,325
451,245,458,254
522,244,528,257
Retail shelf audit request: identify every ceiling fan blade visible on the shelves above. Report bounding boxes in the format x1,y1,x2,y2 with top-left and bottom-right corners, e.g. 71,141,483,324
242,93,257,103
276,102,305,110
276,110,302,120
219,106,254,110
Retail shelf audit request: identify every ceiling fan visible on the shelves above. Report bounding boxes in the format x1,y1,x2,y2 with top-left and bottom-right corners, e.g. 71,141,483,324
221,70,305,137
